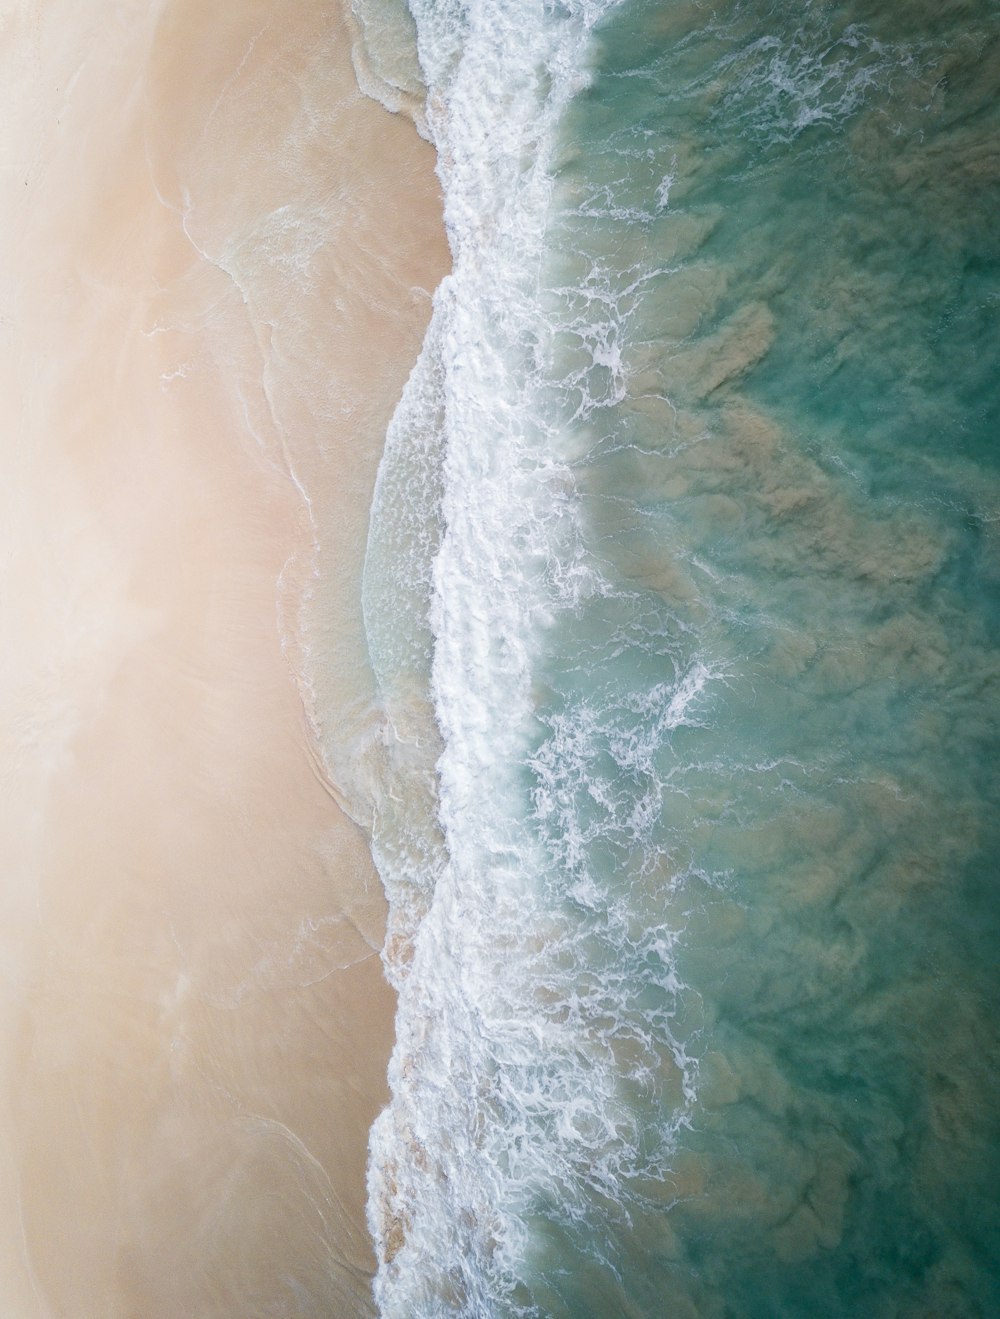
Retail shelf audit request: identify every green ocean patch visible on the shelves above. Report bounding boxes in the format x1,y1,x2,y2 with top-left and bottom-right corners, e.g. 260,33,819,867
520,0,1000,1311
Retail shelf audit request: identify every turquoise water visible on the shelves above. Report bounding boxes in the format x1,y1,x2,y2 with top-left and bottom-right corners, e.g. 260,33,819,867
361,0,1000,1313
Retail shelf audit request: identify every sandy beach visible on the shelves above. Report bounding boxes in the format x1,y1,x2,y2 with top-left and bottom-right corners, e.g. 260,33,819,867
0,1,446,1314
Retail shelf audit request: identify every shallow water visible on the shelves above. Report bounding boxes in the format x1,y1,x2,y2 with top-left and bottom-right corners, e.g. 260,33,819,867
361,0,1000,1313
0,2,444,1313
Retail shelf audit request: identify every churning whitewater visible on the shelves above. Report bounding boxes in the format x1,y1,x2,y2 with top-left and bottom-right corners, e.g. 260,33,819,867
359,0,1000,1313
362,0,699,1310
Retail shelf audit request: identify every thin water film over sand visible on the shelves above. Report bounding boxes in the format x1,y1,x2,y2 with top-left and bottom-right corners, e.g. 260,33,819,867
0,1,445,1315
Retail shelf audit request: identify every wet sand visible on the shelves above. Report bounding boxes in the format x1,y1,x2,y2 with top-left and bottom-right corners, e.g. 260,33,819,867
0,1,446,1315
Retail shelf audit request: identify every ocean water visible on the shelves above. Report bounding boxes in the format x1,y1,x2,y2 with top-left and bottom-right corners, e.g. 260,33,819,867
358,0,1000,1313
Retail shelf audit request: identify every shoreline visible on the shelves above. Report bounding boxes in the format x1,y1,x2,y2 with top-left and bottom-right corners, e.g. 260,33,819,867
0,2,446,1314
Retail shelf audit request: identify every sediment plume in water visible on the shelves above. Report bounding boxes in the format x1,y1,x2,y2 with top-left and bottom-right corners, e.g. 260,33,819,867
360,0,1000,1314
6,0,1000,1314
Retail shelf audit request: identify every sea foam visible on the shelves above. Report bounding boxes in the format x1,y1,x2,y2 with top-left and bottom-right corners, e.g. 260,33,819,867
361,0,1000,1313
361,0,707,1312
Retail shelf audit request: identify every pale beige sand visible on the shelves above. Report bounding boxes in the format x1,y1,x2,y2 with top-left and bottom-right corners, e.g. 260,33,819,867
0,1,447,1315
